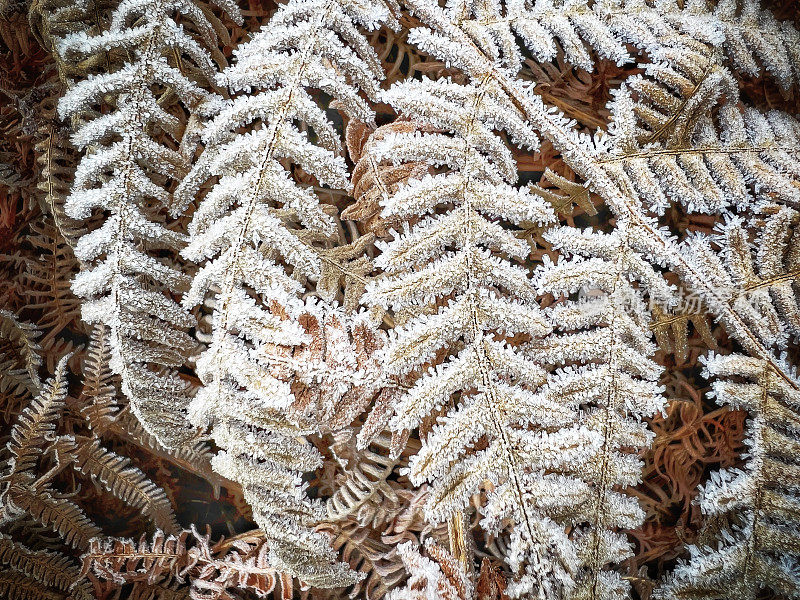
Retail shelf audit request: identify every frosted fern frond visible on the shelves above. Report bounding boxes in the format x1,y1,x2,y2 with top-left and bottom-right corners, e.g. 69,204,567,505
599,51,800,215
57,0,240,448
176,0,397,586
423,0,721,74
709,0,800,88
680,208,800,350
388,540,473,600
2,354,70,484
657,352,800,600
190,305,395,587
526,225,668,600
196,406,354,587
363,75,604,600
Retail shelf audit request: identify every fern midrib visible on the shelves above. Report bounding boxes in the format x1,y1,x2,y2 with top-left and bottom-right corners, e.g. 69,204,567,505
739,367,772,590
740,269,800,293
598,144,800,162
586,251,630,599
457,72,544,580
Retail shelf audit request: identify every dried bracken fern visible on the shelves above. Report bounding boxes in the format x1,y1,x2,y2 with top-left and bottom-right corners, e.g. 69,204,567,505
81,528,293,599
1,0,800,598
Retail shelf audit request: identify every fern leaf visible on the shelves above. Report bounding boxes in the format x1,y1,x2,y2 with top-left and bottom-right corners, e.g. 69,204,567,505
4,354,69,481
325,430,401,526
28,0,108,80
530,168,597,218
316,234,376,312
22,219,82,348
71,436,180,534
83,528,288,598
186,526,289,598
290,309,388,433
600,58,800,214
319,519,408,600
77,324,116,434
439,0,721,73
5,479,101,550
0,534,92,600
363,72,587,598
57,0,240,448
175,0,398,586
530,224,670,600
388,540,472,600
657,352,800,599
345,120,431,237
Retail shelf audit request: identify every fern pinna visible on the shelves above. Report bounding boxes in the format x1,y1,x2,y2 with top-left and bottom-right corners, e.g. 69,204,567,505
174,0,398,586
528,224,673,600
659,351,800,599
364,73,571,598
56,0,241,448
